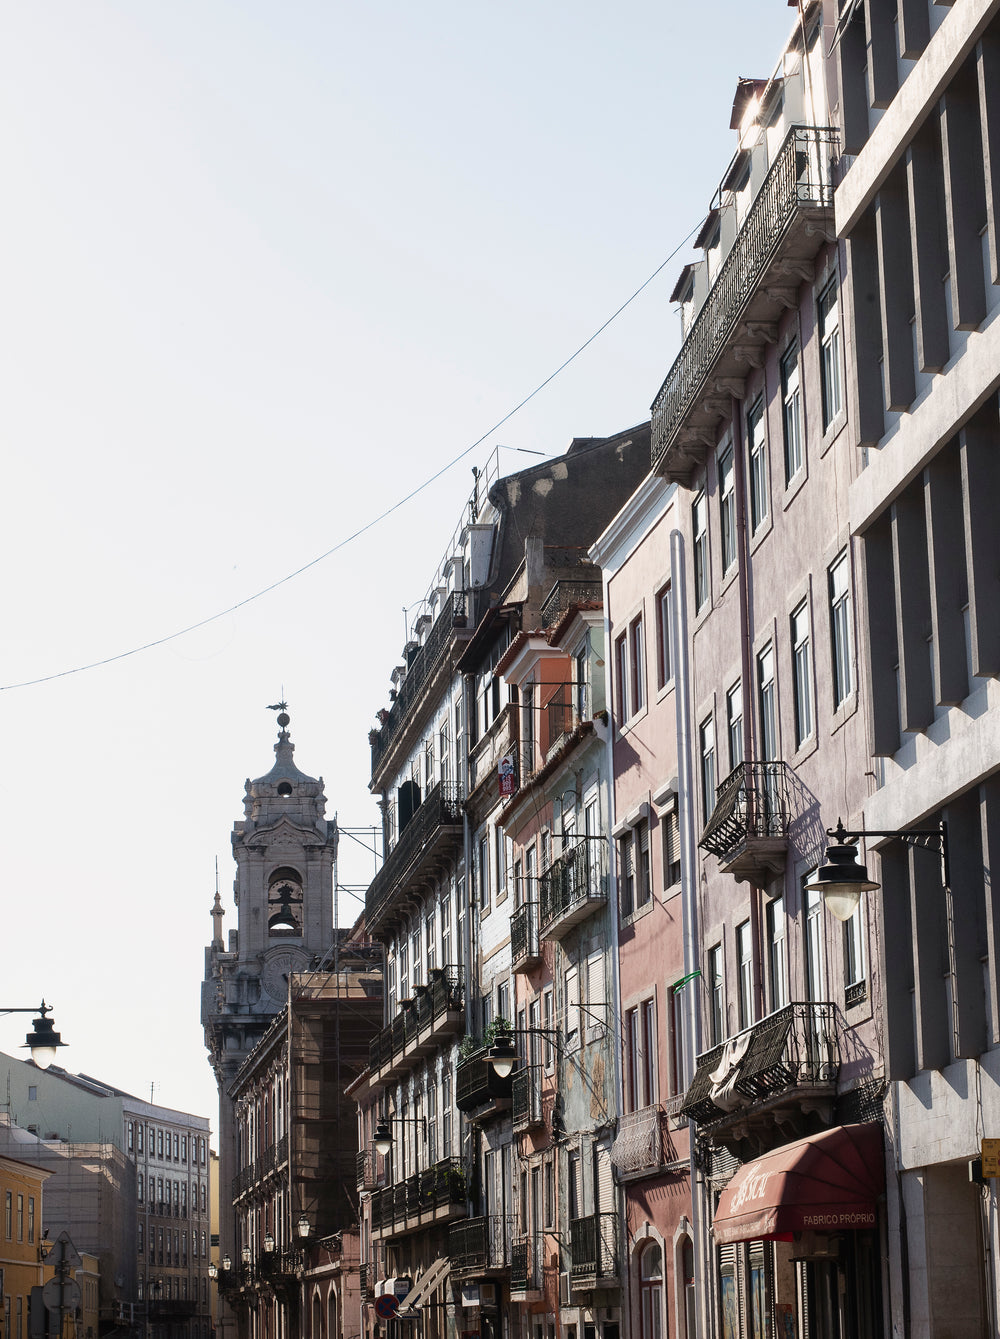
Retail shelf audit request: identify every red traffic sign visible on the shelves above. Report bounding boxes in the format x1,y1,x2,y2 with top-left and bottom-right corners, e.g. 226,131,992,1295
374,1295,399,1320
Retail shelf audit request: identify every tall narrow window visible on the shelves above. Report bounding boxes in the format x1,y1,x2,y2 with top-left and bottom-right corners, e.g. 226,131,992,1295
829,550,854,709
736,920,753,1030
655,582,673,689
693,492,709,611
719,442,737,574
844,903,865,988
619,831,635,918
708,944,725,1045
635,820,651,909
766,895,788,1011
781,341,803,483
615,633,630,723
791,600,814,747
522,683,535,772
661,809,681,889
726,680,743,772
575,646,589,721
757,644,777,762
818,275,843,429
747,397,769,534
630,616,646,714
804,882,827,1001
699,716,716,824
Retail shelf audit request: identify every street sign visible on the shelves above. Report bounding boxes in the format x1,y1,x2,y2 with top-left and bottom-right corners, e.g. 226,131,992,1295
374,1294,399,1320
42,1279,81,1313
982,1138,1000,1178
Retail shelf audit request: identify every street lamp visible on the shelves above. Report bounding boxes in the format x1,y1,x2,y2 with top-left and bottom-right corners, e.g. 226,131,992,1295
804,818,949,921
296,1214,311,1241
372,1111,428,1156
485,1024,563,1077
0,1002,66,1069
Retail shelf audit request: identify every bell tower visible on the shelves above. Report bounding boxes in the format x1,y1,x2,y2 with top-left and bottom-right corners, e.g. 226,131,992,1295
201,707,338,1316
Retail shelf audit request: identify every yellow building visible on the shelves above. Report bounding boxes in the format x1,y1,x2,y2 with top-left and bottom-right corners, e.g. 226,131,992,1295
1,1153,51,1339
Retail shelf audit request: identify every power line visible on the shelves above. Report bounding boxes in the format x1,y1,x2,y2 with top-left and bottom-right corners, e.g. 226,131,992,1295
1,225,698,694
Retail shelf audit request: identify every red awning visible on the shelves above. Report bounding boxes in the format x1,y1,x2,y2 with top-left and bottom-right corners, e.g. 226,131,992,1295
713,1123,884,1245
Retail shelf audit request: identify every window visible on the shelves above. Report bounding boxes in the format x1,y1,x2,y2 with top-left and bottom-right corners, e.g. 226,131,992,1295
639,1241,664,1339
804,881,827,1001
522,683,535,770
726,680,743,772
138,1176,144,1204
693,492,709,611
138,1222,144,1254
630,616,646,714
27,1197,34,1244
635,820,651,909
173,1133,179,1159
495,826,508,902
829,550,854,708
719,442,737,574
127,1121,134,1152
181,1136,187,1163
575,645,589,721
844,902,865,989
791,600,814,747
28,1086,36,1102
138,1124,144,1154
615,633,629,722
564,966,580,1051
781,340,803,483
699,716,716,824
736,921,753,1030
747,397,769,534
543,988,555,1071
767,895,788,1011
655,583,673,689
16,1193,23,1242
158,1129,164,1159
5,1189,11,1239
757,644,777,762
661,809,681,889
708,945,725,1045
477,833,490,910
818,275,843,429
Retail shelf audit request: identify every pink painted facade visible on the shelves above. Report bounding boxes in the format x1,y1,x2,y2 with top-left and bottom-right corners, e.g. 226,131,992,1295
591,476,697,1339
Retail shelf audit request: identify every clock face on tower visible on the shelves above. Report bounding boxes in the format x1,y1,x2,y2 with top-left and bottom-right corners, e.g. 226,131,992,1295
261,947,311,1004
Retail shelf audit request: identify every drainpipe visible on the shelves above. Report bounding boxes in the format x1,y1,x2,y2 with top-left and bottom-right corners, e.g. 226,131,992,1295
731,398,765,1023
670,529,708,1339
599,568,630,1338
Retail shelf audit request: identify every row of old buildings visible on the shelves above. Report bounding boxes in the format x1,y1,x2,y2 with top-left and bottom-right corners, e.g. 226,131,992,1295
203,1,1000,1336
0,1049,213,1339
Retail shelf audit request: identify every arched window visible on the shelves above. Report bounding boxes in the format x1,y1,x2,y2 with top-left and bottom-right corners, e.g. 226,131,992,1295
327,1288,339,1339
312,1292,322,1339
639,1240,664,1339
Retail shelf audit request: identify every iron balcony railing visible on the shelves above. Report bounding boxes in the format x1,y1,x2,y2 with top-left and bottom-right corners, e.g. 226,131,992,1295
699,760,791,861
512,1064,546,1132
540,578,603,629
570,1212,619,1285
449,1214,516,1271
681,1001,839,1126
544,683,590,746
651,125,839,470
456,1046,514,1112
366,782,464,929
372,1159,467,1236
371,591,470,776
510,1237,543,1293
368,966,465,1073
611,1104,672,1180
359,1263,372,1303
539,839,608,934
511,902,540,970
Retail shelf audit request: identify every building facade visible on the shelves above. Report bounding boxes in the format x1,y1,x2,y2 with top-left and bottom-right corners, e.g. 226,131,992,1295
0,1152,50,1339
836,0,1000,1330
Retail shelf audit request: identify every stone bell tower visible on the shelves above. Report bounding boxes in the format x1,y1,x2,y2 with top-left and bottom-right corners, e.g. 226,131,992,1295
201,707,338,1311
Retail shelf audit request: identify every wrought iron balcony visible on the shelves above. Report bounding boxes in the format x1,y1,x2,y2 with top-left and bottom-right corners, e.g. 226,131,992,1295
510,1238,544,1299
371,591,471,781
456,1045,514,1114
449,1215,515,1273
371,1159,468,1239
368,966,465,1080
356,1149,380,1191
540,578,603,629
511,902,541,972
681,1002,840,1158
539,839,608,940
699,760,791,883
651,125,839,479
512,1064,546,1133
610,1105,675,1182
570,1212,619,1288
365,782,464,933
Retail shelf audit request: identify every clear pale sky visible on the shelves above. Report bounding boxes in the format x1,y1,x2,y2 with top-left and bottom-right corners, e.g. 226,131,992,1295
0,2,808,1132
